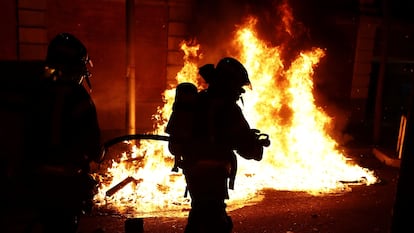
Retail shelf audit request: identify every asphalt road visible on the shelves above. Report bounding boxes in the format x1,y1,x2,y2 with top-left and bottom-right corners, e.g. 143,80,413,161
78,148,400,233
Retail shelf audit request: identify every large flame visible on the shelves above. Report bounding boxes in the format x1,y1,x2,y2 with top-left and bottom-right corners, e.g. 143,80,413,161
93,9,378,218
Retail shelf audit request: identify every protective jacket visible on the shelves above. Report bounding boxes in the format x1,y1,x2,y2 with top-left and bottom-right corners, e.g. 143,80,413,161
23,78,102,214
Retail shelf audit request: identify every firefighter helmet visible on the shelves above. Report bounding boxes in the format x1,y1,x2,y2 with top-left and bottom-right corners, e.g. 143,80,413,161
215,57,250,89
199,57,250,100
45,32,92,86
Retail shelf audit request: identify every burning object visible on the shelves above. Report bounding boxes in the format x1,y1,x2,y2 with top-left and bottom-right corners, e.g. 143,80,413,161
106,176,142,197
92,6,378,218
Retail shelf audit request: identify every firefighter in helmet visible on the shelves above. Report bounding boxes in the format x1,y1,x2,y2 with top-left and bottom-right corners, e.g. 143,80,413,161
167,57,269,233
7,32,104,233
44,32,94,90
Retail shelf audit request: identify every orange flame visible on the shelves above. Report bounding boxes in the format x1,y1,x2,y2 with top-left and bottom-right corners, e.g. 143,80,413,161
93,11,378,218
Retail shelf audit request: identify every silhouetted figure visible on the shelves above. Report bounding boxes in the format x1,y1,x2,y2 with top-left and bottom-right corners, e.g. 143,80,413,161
166,57,270,233
5,33,104,233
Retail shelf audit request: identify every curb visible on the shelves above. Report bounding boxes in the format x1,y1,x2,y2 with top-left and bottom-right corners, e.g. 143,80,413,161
372,147,401,168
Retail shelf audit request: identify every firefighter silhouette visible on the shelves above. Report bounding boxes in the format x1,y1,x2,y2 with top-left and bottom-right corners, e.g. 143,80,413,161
5,32,104,233
166,57,270,233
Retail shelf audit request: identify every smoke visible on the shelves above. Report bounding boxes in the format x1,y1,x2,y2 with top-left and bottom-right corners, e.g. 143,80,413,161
187,0,244,63
188,0,311,63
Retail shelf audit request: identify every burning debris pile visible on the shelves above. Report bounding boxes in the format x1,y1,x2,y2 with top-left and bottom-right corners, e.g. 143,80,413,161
92,3,378,218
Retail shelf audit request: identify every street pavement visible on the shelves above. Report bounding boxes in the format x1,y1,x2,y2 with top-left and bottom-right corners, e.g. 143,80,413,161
78,147,400,233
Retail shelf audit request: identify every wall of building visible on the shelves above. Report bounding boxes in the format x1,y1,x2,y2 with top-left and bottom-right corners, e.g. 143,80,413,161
0,0,194,141
0,1,17,60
